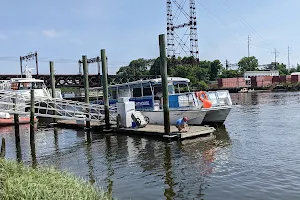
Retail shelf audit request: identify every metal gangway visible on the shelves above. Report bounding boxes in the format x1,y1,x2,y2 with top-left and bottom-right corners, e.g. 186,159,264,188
0,91,116,123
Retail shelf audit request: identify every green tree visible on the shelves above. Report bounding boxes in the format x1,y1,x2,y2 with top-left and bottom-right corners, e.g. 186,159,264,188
238,56,259,72
277,63,288,75
117,58,154,76
297,64,300,72
209,60,223,81
290,67,297,73
220,69,242,78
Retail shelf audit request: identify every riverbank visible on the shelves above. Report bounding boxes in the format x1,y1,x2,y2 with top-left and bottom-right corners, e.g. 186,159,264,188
0,159,113,200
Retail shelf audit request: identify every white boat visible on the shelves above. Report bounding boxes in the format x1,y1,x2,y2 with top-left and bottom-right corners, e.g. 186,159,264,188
0,67,61,125
0,67,62,101
94,77,232,125
201,90,232,124
93,77,207,125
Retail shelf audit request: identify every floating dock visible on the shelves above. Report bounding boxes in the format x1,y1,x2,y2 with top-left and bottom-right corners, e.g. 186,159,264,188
116,124,216,140
56,120,216,140
56,120,106,130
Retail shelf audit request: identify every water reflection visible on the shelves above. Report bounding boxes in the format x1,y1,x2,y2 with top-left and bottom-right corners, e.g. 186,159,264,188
85,130,95,185
163,143,176,200
231,92,258,105
105,136,114,197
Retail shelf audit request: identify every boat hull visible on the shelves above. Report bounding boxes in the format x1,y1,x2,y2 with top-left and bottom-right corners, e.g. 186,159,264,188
201,106,231,124
0,116,38,126
142,109,207,125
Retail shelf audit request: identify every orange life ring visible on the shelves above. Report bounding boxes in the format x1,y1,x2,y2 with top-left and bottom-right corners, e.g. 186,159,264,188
197,91,208,101
196,91,212,108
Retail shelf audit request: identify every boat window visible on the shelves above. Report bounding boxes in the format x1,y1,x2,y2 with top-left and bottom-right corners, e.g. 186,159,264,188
19,82,32,90
32,82,44,89
168,85,175,94
111,90,117,99
11,82,18,90
133,88,142,97
143,87,152,96
175,84,189,93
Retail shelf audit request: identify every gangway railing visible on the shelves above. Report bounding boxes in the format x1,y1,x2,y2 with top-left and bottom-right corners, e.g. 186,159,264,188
0,91,117,122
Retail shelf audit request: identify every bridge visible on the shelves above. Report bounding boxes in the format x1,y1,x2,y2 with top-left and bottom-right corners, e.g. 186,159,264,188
0,91,117,122
0,74,158,88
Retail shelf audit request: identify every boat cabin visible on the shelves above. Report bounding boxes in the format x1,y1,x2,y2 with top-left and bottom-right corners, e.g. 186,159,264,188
102,77,200,111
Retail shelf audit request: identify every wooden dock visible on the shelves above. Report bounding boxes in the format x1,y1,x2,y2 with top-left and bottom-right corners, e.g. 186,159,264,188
55,120,106,130
55,120,216,140
115,124,215,140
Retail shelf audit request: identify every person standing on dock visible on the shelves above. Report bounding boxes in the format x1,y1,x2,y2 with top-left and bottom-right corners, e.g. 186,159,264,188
175,117,188,133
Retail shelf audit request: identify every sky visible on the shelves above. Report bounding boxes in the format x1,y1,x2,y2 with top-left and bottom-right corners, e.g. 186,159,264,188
0,0,299,75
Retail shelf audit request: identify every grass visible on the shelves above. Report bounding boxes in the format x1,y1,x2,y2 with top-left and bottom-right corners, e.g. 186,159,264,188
0,159,113,200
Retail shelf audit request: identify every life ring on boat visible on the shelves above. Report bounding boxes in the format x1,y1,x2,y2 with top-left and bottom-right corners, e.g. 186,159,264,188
196,91,212,108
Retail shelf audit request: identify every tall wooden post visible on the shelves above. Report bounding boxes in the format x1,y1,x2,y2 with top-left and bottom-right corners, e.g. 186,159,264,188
159,34,170,135
50,61,57,123
13,95,21,161
101,49,110,130
30,89,37,168
82,55,91,129
30,89,35,142
0,138,5,158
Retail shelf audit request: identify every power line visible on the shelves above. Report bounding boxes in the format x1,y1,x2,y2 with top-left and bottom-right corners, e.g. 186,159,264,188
221,0,272,50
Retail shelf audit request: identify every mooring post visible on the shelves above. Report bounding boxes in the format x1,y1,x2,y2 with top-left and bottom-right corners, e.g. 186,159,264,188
0,138,5,158
13,95,21,161
50,61,57,123
82,55,91,129
159,34,170,135
30,89,35,143
101,49,110,130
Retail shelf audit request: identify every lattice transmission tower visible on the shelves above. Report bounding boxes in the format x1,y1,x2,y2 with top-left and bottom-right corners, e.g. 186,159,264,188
166,0,199,60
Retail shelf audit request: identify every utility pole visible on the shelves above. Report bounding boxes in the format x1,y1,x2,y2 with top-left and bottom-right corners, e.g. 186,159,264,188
288,46,291,70
272,48,279,70
247,35,251,57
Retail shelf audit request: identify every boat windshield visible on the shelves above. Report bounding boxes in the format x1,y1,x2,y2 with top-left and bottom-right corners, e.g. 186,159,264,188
13,82,44,90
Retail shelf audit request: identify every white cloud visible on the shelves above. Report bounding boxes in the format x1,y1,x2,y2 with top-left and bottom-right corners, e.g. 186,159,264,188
42,29,65,39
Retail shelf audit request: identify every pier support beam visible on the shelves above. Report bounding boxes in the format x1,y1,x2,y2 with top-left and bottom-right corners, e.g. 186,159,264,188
50,61,57,123
101,49,110,130
159,34,170,135
30,89,35,141
82,55,91,129
30,89,37,167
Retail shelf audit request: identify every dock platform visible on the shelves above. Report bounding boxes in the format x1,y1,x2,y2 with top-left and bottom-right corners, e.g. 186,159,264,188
115,124,216,140
56,120,106,130
55,120,216,140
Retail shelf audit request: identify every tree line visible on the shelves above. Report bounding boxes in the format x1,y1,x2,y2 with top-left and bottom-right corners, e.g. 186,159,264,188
116,56,300,90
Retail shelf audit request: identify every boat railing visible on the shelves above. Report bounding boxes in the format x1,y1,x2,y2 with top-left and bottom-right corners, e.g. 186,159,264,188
0,80,11,91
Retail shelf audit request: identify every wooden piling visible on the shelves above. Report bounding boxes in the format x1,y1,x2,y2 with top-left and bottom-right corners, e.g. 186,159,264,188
13,96,20,140
30,89,37,168
0,138,5,158
101,49,110,130
82,55,91,129
50,61,57,123
30,89,35,142
13,96,22,161
159,34,170,135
